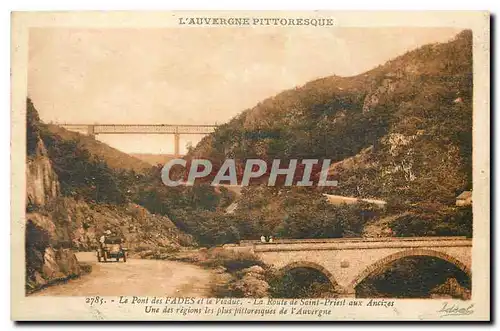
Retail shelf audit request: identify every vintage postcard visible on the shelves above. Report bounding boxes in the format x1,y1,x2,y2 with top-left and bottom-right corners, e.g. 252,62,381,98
11,11,490,321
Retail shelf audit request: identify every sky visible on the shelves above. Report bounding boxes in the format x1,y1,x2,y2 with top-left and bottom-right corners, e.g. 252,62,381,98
28,27,462,154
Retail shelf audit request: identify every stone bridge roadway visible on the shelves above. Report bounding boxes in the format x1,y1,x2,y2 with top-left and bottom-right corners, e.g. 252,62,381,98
228,236,471,297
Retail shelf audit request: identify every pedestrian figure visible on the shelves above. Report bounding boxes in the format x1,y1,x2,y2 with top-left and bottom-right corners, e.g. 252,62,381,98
100,230,111,249
260,235,266,243
269,236,273,243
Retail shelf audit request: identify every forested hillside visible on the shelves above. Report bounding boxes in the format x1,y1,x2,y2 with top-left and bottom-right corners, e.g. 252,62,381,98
45,124,151,173
186,30,473,241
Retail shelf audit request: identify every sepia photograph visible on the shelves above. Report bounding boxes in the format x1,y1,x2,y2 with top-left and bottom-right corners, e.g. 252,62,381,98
11,11,490,321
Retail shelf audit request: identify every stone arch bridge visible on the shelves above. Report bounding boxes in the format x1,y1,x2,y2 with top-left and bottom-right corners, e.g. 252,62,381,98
228,236,471,297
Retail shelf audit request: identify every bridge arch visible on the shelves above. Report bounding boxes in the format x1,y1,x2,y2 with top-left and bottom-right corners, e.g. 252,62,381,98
349,248,472,289
278,261,339,289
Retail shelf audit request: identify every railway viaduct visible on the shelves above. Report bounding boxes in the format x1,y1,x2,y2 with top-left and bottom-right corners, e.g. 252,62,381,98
56,123,218,157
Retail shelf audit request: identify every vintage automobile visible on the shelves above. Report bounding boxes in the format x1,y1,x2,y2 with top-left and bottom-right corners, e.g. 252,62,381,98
96,236,127,262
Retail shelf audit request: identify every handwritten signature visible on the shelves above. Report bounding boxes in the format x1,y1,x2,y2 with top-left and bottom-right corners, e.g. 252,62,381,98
437,302,474,317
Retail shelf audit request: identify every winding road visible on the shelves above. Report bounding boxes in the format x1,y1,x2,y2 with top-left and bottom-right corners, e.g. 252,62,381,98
32,252,215,297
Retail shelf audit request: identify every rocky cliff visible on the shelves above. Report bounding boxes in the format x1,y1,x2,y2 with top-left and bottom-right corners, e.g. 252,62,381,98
26,133,81,292
26,137,59,207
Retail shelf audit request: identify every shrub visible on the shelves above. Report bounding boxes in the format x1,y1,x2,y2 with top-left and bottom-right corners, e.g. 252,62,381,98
27,98,41,157
390,206,472,237
202,248,264,273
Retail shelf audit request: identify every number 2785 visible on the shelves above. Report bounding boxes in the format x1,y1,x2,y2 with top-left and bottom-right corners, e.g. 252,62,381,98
85,296,105,306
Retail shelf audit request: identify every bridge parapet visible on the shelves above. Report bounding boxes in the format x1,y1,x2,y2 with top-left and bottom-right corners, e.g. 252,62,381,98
239,236,471,251
239,236,468,245
252,238,471,252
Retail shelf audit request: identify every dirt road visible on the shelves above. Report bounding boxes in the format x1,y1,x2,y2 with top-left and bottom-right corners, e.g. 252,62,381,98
32,252,215,297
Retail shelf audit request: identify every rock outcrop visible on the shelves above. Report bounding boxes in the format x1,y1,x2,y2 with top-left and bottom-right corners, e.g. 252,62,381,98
229,265,270,298
26,135,81,292
43,197,194,253
26,139,60,207
430,277,472,300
